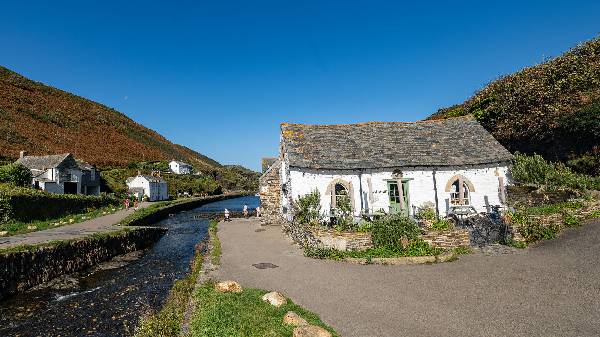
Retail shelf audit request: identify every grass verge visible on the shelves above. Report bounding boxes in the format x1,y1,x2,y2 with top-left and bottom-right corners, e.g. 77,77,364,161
208,220,221,265
134,243,204,337
0,205,124,236
0,227,132,255
305,239,445,260
189,283,339,337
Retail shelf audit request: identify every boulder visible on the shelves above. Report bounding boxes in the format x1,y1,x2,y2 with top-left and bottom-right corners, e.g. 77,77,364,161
293,325,332,337
261,291,287,307
283,311,308,327
215,280,243,293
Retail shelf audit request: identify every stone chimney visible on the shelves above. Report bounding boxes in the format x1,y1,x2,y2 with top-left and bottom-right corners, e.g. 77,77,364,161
19,150,27,159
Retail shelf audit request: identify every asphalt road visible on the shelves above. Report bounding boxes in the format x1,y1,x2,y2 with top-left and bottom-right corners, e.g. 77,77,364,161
215,218,600,337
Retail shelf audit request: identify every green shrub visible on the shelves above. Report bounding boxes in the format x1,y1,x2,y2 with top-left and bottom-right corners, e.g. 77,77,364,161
0,163,32,187
518,219,559,242
416,204,436,221
429,219,453,231
512,153,600,190
293,189,322,225
0,186,119,224
563,214,582,227
370,214,420,249
333,195,355,231
356,220,373,232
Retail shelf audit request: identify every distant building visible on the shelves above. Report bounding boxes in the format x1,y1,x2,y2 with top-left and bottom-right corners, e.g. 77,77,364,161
260,116,514,224
126,173,169,201
16,151,100,195
169,160,193,175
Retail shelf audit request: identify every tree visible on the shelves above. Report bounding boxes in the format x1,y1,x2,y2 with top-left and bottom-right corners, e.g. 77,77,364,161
0,163,32,187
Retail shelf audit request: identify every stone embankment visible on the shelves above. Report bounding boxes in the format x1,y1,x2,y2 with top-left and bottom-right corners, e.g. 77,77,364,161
0,227,165,300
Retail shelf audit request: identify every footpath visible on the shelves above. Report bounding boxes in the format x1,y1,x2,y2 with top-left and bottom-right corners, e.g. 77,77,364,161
0,202,150,249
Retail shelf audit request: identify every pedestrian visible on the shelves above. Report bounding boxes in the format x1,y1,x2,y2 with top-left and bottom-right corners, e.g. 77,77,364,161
243,204,248,218
134,199,139,210
124,198,130,210
224,208,230,222
256,206,261,217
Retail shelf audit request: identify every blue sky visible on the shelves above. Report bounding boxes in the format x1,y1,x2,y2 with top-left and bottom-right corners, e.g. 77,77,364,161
1,1,598,171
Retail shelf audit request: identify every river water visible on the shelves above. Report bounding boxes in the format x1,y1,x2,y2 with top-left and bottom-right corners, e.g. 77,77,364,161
0,196,259,337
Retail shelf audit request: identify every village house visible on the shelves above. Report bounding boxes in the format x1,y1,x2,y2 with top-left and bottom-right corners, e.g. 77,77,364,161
260,116,514,224
16,151,101,195
169,160,193,175
126,173,169,201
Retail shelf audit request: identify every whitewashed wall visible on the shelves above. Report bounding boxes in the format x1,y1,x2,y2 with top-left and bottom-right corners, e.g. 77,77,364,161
284,164,509,219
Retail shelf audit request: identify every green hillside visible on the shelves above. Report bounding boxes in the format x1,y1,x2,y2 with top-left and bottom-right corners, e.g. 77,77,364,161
429,36,600,175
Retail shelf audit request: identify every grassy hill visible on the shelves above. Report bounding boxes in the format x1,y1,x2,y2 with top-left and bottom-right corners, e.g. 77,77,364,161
428,36,600,175
0,66,259,191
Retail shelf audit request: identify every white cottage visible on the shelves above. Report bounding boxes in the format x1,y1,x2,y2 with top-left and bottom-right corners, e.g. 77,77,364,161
126,174,169,201
16,152,101,195
169,160,193,175
261,116,514,223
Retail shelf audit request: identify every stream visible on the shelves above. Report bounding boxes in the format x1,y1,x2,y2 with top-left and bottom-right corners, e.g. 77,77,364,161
0,195,259,337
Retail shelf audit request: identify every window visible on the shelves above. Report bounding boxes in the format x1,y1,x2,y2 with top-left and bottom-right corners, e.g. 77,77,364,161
334,183,348,207
450,179,470,205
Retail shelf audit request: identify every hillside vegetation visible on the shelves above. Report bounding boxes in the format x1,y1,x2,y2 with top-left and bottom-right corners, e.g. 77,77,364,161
0,66,259,191
429,36,600,175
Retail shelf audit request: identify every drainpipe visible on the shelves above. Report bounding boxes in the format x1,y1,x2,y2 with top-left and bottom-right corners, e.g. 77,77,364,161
358,170,364,214
432,169,440,218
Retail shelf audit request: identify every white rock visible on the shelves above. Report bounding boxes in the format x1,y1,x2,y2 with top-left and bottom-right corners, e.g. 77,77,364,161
283,311,308,327
0,231,8,236
215,280,243,293
261,291,287,307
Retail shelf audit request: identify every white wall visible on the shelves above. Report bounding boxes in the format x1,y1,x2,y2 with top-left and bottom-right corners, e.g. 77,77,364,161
285,164,509,219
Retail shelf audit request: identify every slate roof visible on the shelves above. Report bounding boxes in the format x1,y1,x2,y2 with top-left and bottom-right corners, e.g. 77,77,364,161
280,116,514,169
126,175,167,184
16,153,71,170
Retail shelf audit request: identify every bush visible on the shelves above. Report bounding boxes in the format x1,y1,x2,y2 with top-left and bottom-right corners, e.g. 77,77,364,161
0,186,119,224
333,195,355,231
0,163,32,187
293,190,322,225
512,153,600,190
416,204,436,221
370,214,420,249
517,218,559,242
429,219,453,231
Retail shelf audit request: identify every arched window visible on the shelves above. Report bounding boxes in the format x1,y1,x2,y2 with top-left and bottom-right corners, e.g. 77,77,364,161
450,179,470,205
334,183,348,207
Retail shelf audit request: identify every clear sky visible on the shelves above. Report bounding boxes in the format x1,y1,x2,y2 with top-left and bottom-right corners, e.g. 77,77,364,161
1,1,598,171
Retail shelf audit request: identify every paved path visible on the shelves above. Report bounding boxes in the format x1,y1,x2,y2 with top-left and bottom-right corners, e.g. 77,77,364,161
215,218,600,337
0,202,150,249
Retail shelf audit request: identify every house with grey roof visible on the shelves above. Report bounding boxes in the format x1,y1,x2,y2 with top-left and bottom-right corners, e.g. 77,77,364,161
169,160,193,175
126,173,169,201
261,116,514,223
15,151,101,195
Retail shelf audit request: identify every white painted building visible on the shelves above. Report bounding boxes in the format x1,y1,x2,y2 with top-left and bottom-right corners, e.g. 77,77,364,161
126,174,169,201
169,160,193,175
270,116,514,221
15,152,101,195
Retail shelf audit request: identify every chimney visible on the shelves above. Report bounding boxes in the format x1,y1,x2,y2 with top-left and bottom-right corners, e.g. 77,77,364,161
19,150,27,159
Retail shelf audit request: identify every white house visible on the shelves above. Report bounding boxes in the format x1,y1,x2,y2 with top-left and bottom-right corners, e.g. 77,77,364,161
126,174,169,201
169,160,193,175
15,151,101,195
260,116,514,223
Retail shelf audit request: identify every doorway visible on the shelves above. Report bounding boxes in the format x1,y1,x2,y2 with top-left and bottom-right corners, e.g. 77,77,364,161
387,180,410,216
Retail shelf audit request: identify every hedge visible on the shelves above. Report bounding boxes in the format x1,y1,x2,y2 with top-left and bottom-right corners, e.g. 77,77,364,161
0,186,119,224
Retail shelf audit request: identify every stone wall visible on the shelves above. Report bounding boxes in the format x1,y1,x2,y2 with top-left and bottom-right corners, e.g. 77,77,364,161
0,227,165,301
259,161,282,226
420,228,471,249
284,222,470,251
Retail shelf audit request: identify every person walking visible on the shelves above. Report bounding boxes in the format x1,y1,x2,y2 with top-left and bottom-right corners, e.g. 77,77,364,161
124,198,130,210
243,204,248,218
134,199,139,211
256,206,261,218
224,208,230,222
